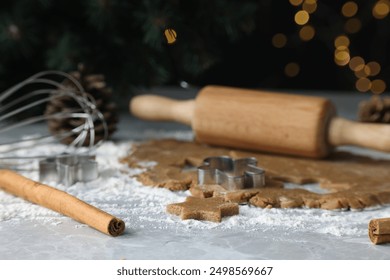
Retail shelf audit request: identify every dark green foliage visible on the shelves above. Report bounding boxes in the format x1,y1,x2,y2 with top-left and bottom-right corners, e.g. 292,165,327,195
0,0,258,95
4,1,387,96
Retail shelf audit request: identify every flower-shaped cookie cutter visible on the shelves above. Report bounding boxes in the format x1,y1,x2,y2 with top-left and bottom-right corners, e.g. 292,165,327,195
197,156,265,190
39,154,98,186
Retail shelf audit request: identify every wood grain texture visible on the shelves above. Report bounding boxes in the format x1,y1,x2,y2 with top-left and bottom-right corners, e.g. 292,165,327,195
129,85,390,158
193,86,336,158
130,94,195,126
329,117,390,153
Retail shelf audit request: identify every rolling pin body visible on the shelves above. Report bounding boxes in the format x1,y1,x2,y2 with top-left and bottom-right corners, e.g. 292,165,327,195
193,86,335,158
130,85,390,158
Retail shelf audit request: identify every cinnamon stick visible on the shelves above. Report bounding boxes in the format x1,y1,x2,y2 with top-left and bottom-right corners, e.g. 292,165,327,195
369,218,390,245
0,169,125,237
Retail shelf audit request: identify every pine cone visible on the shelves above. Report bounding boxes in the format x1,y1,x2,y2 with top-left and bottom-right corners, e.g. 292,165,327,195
358,96,390,124
45,64,118,146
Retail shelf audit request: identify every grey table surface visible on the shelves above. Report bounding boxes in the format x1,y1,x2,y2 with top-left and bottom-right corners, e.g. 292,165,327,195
1,86,390,260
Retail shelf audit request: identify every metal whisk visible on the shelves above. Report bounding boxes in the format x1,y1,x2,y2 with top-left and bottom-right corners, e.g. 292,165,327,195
0,71,108,174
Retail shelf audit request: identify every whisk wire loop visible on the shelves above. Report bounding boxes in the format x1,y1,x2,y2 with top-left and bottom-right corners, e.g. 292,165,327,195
0,71,108,167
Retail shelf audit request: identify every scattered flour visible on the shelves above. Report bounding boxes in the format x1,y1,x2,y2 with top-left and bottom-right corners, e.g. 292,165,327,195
1,138,390,238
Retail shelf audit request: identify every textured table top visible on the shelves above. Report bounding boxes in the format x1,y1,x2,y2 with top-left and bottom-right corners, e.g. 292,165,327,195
1,87,390,260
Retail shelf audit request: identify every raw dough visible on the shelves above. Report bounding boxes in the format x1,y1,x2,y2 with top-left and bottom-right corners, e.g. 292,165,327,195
123,139,390,210
166,196,239,222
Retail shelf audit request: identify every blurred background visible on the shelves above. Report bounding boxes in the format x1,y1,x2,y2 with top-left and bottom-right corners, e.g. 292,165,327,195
0,0,389,97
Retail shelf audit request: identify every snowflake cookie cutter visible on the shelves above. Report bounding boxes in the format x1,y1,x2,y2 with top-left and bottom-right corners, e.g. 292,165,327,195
39,154,98,186
197,156,265,190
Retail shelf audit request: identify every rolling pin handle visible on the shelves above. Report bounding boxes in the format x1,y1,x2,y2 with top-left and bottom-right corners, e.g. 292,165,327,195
328,117,390,153
129,94,195,126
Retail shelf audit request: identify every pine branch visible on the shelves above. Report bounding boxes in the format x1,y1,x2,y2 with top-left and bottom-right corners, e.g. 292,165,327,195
46,33,84,71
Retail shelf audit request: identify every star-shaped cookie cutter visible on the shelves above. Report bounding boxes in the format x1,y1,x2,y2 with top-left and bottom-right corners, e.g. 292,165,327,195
39,154,98,186
197,156,265,190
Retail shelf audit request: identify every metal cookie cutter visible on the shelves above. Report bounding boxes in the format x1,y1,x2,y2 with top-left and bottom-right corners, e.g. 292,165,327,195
197,156,265,190
39,154,98,186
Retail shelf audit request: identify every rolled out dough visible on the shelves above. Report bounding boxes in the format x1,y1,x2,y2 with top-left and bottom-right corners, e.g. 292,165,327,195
123,139,390,210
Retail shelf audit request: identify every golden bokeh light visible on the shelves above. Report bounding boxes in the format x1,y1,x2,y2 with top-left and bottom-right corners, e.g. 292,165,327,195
334,50,350,66
335,51,350,60
295,10,310,25
334,35,350,48
373,1,390,19
335,47,349,54
371,79,386,94
349,56,365,71
285,62,300,77
299,25,315,41
335,45,349,52
355,67,369,78
364,65,372,76
356,78,371,92
272,33,287,48
164,28,177,44
289,0,304,6
344,18,361,33
366,61,381,76
303,0,317,14
342,1,358,17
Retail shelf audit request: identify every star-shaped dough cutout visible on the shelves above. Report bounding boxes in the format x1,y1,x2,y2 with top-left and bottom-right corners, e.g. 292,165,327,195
166,196,239,222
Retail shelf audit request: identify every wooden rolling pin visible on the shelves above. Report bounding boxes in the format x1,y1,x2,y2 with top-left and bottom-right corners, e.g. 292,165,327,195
130,85,390,158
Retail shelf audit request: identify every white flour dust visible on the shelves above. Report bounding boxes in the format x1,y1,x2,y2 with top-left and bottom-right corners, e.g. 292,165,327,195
1,139,390,238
